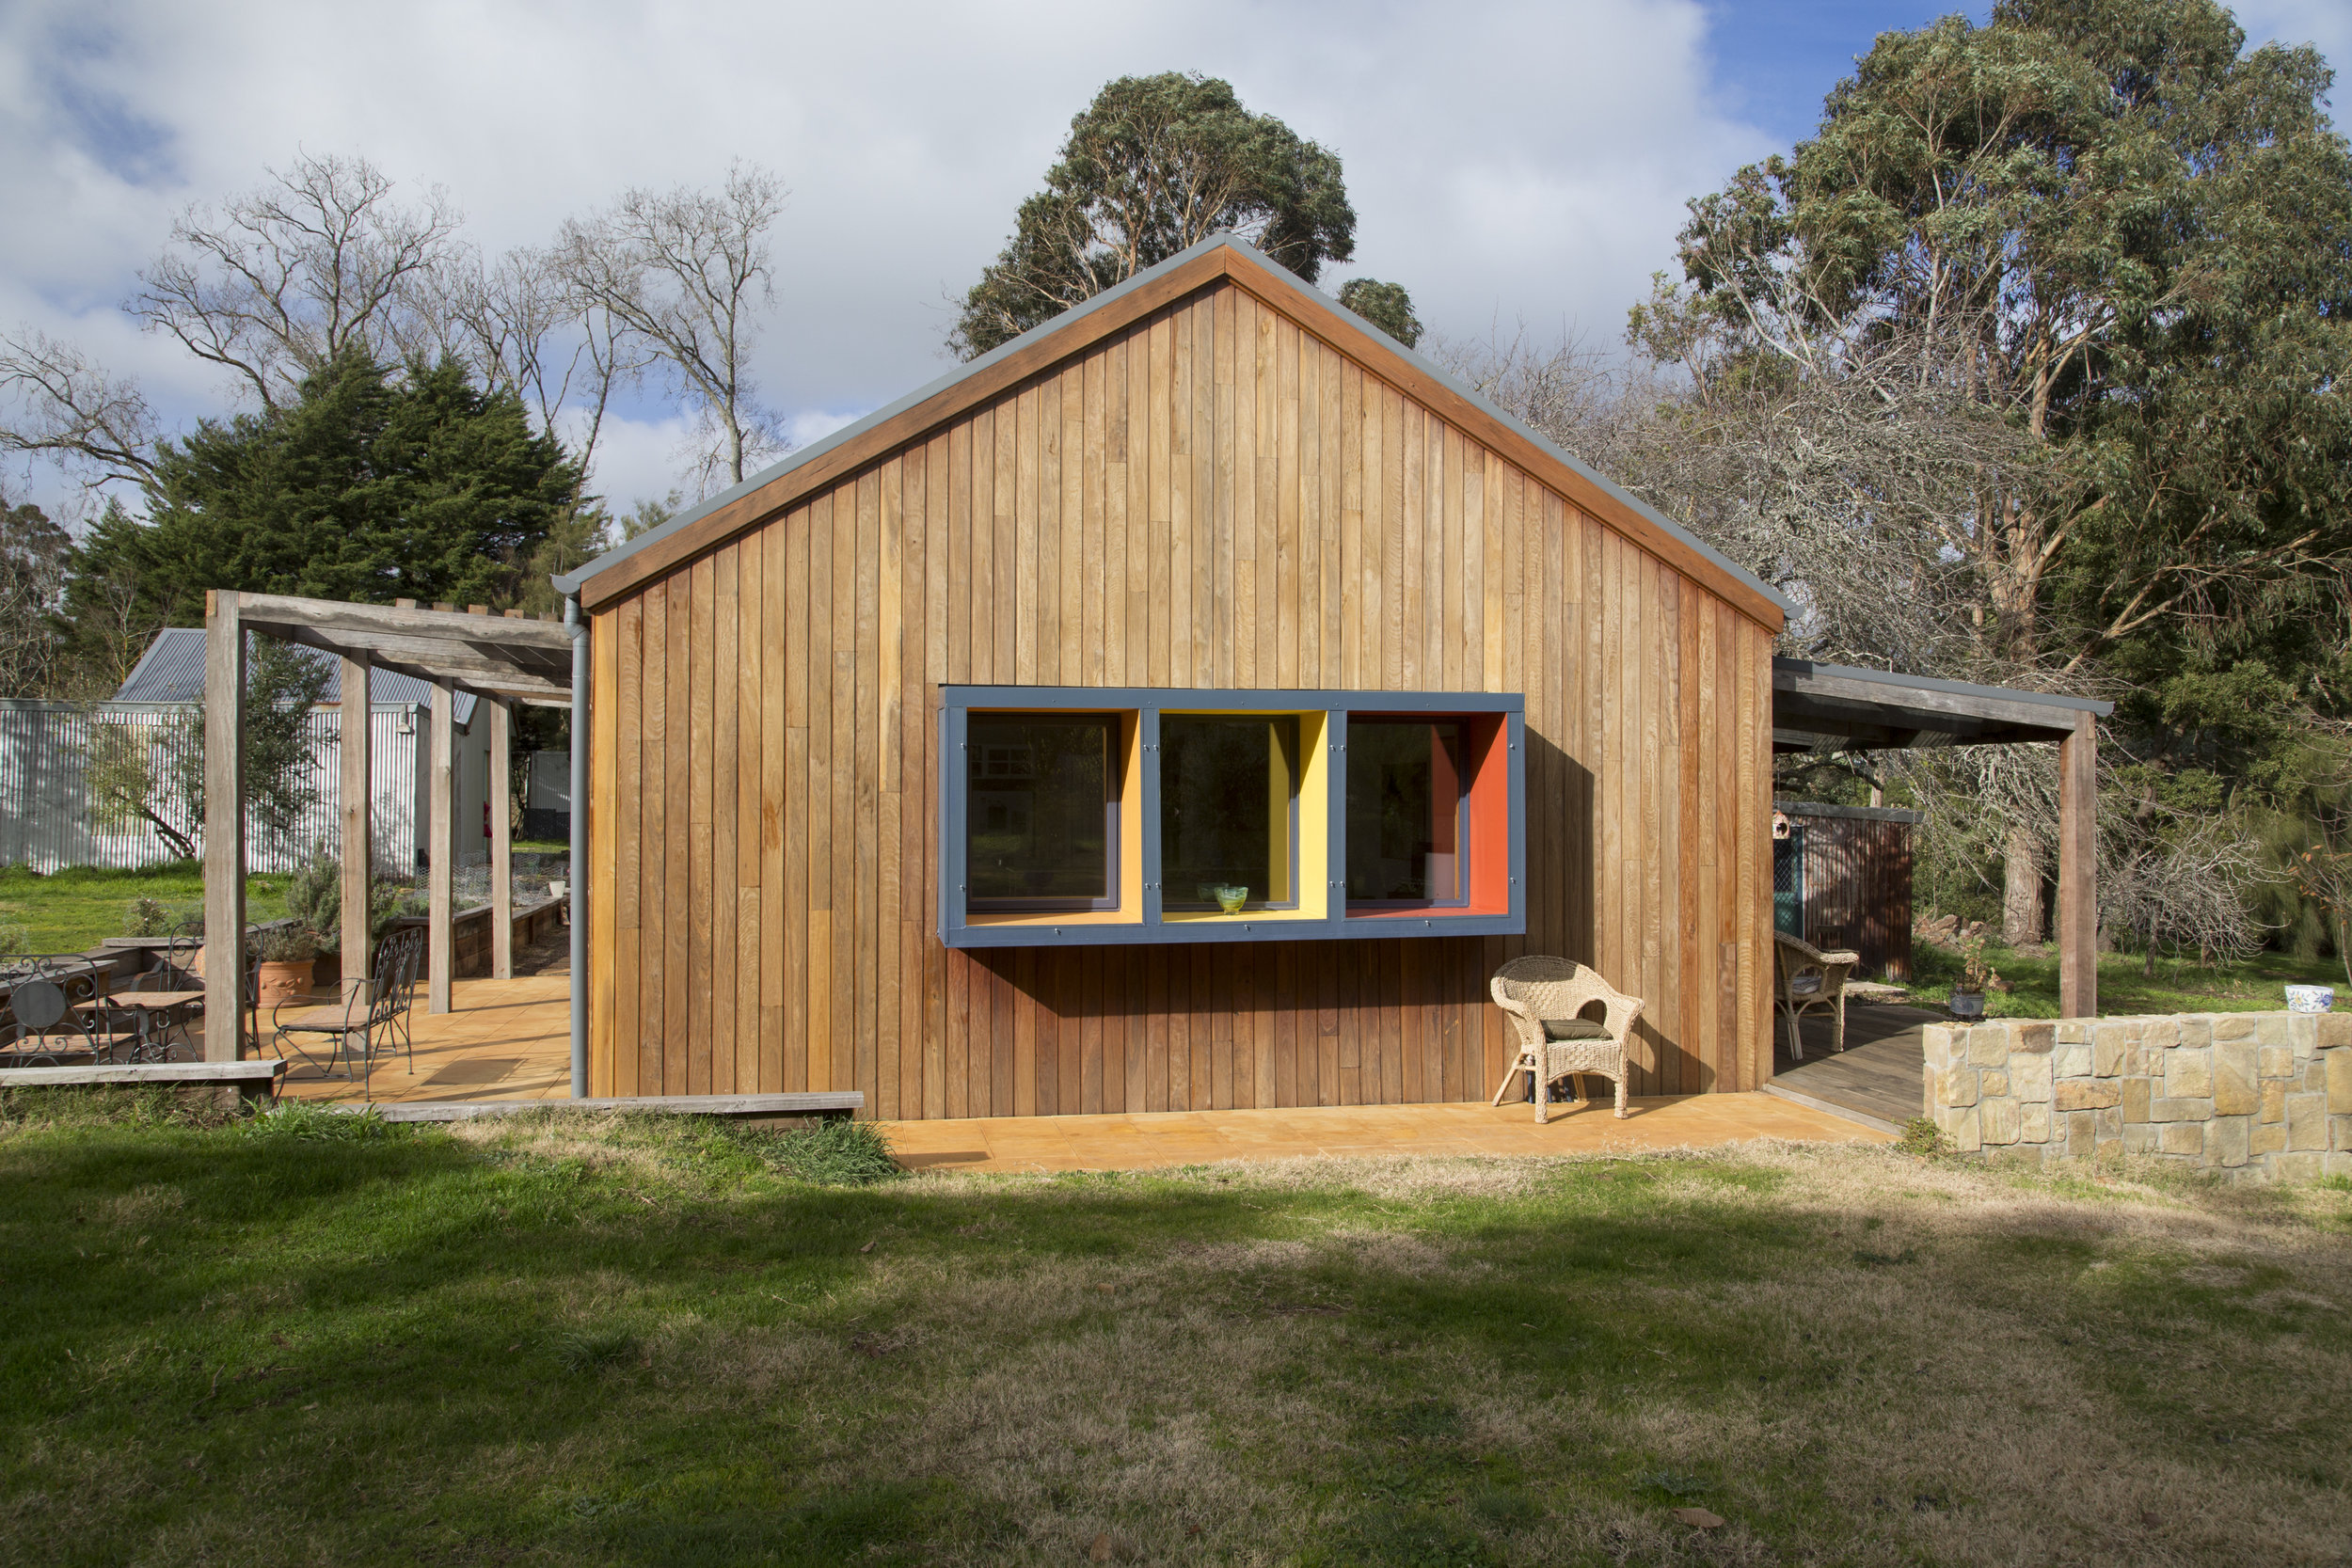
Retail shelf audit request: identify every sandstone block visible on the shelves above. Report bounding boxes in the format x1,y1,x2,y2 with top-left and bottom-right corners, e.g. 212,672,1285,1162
2159,1122,2205,1159
2210,1115,2250,1168
2055,1021,2090,1045
2167,1047,2214,1100
2095,1107,2122,1139
2317,1012,2352,1050
2176,1017,2213,1049
2142,1017,2181,1050
2273,1152,2324,1182
2020,1101,2052,1144
2066,1111,2096,1159
1982,1069,2010,1099
2254,1014,2295,1049
2122,1076,2153,1122
2092,1033,2126,1077
2287,1093,2326,1151
2251,1117,2287,1156
1921,1026,1954,1071
2011,1053,2054,1103
2334,1115,2352,1152
2122,1123,2160,1154
2150,1097,2211,1123
1938,1068,1979,1108
1948,1104,1981,1152
2260,1044,2295,1080
2053,1043,2092,1079
2215,1014,2259,1042
2214,1041,2259,1117
2014,1022,2055,1054
2289,1014,2318,1058
2326,1151,2352,1180
2329,1048,2352,1113
1982,1097,2021,1146
2261,1080,2286,1124
2055,1080,2121,1112
1969,1025,2010,1068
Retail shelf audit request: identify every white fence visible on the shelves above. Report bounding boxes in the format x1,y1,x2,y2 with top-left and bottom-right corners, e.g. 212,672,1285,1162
0,700,425,874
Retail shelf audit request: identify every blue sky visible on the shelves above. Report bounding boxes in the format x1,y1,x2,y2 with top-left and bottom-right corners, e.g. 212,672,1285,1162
0,0,2340,518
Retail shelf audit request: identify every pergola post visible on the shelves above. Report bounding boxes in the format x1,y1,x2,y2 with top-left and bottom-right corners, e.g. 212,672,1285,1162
340,653,372,999
202,591,246,1063
2058,711,2098,1020
489,696,513,981
428,678,454,1014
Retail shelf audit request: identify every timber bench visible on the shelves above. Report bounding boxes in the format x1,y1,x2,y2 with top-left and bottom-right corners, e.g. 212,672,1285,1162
0,1059,288,1107
337,1091,865,1124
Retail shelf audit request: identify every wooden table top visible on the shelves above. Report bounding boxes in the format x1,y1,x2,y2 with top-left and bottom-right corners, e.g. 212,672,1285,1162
73,991,207,1010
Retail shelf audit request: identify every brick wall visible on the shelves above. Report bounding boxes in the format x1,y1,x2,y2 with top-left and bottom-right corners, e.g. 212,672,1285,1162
1923,1012,2352,1181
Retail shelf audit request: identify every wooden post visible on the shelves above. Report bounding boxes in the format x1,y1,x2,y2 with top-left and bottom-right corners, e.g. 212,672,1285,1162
202,592,245,1063
2058,711,2098,1020
340,653,372,999
428,678,454,1014
489,696,513,980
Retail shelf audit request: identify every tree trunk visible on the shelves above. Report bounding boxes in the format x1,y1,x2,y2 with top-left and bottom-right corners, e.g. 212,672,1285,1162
2002,826,2045,946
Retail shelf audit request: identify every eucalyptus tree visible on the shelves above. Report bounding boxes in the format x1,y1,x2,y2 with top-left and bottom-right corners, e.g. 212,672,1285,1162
950,73,1359,359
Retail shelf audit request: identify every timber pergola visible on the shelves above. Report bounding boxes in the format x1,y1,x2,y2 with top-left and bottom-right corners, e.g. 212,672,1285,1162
1772,657,2114,1019
201,591,582,1085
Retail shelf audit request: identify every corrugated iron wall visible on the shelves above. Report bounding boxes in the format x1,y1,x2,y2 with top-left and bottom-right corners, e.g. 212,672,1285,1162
0,700,423,873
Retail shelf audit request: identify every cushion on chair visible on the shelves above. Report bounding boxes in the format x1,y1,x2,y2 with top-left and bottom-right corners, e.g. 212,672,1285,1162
1541,1018,1612,1041
1788,974,1823,996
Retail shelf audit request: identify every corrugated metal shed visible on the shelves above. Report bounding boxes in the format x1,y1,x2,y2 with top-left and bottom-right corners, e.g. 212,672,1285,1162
116,627,478,725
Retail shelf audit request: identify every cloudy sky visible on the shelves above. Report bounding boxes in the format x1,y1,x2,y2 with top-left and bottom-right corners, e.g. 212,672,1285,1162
2,0,2344,523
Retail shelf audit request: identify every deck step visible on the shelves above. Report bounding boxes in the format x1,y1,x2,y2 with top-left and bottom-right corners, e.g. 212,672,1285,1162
0,1060,286,1086
336,1091,864,1122
1759,1081,1904,1137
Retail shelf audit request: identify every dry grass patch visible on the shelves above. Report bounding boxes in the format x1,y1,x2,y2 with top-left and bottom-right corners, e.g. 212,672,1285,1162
1,1110,2347,1565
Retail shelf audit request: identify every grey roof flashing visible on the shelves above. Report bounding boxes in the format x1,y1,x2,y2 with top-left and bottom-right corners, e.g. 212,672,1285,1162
554,235,1793,617
1774,657,2115,716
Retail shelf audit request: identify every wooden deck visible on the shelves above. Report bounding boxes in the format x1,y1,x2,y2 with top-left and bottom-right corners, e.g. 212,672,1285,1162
1768,1001,1938,1130
274,971,575,1106
882,1091,1884,1173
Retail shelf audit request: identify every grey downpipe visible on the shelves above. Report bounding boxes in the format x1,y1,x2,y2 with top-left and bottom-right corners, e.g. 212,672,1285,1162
565,595,588,1098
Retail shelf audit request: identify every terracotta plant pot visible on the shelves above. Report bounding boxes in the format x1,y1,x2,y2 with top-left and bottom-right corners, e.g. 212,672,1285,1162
256,959,314,1006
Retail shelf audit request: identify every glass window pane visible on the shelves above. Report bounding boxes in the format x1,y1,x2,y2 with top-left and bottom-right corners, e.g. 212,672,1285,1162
1161,716,1298,908
1346,721,1465,903
967,716,1114,907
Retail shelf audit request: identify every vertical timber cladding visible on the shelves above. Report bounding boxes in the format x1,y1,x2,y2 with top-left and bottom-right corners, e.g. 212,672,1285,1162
586,272,1782,1116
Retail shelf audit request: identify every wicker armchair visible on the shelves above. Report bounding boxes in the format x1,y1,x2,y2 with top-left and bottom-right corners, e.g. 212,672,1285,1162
1487,956,1645,1122
1772,932,1859,1060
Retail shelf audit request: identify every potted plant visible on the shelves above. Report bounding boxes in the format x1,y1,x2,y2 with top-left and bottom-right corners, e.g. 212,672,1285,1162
254,925,318,1005
1948,939,1992,1020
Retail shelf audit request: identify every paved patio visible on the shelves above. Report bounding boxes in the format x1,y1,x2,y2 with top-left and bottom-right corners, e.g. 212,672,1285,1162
882,1091,1886,1173
261,928,1894,1159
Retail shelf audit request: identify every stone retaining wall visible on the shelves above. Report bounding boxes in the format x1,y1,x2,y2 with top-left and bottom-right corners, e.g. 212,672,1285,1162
1923,1012,2352,1181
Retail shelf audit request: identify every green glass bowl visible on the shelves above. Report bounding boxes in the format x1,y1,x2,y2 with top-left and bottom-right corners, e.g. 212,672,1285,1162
1209,884,1249,914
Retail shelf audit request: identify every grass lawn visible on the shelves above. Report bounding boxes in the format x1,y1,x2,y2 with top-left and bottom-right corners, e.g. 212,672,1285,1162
3,1099,2347,1565
0,863,296,955
1906,939,2347,1019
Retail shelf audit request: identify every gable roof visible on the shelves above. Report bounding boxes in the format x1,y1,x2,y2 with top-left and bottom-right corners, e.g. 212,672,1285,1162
117,627,480,724
555,234,1791,628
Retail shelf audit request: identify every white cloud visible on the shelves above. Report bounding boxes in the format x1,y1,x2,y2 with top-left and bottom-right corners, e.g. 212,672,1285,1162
0,0,1766,516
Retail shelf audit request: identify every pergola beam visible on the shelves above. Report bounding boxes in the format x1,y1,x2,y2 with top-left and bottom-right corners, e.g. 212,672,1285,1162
2058,711,2099,1019
235,593,573,655
203,591,246,1063
340,651,372,999
428,679,454,1014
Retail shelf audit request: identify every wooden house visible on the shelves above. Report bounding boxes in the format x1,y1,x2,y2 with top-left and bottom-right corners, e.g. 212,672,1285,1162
551,236,1795,1118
